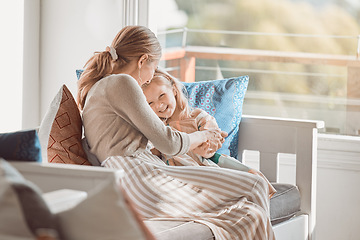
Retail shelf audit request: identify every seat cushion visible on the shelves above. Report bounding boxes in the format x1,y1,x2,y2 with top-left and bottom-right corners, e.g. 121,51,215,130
145,183,300,239
270,183,301,225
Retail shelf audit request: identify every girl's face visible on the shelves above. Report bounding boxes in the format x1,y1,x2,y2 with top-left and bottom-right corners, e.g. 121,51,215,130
143,79,177,121
138,59,159,86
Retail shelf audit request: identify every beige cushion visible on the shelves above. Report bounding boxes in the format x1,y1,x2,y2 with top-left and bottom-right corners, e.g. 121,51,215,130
38,85,91,165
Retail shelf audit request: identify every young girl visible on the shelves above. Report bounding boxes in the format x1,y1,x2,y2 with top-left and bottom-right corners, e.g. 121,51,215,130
142,68,276,197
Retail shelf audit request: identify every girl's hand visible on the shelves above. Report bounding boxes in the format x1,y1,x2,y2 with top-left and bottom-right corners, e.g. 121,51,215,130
192,141,213,158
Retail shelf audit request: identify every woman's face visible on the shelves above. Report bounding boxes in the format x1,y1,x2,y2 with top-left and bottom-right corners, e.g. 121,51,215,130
138,59,159,86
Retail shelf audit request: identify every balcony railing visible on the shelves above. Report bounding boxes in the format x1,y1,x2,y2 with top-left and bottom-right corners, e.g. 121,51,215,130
158,29,360,136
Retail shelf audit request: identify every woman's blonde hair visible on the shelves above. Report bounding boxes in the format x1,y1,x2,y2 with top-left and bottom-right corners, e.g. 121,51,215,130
77,25,162,110
143,68,191,121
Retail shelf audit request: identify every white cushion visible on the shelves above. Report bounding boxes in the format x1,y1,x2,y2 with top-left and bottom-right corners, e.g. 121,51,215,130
57,176,147,240
43,189,88,214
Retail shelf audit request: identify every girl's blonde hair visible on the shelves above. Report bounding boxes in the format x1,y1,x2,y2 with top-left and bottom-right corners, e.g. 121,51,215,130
77,25,162,110
143,68,191,121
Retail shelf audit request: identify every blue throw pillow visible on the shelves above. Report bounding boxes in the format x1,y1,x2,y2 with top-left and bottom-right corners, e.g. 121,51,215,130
183,76,249,159
0,129,42,162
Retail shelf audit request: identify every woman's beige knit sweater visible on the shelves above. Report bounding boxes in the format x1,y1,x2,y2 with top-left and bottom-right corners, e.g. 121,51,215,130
82,74,190,163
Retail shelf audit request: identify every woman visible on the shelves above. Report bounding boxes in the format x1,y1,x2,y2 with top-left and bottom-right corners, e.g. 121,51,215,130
77,25,275,240
77,25,222,163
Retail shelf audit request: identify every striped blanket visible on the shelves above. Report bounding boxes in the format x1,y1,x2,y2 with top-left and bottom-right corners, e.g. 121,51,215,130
103,151,275,240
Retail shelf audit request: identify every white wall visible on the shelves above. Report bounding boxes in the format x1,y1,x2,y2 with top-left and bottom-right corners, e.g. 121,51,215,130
40,0,124,119
0,0,24,132
316,135,360,240
23,0,40,130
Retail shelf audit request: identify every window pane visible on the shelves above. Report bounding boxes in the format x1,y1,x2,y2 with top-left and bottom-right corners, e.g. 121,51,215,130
150,0,360,136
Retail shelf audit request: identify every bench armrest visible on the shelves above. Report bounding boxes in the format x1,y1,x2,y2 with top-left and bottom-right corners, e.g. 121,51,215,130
238,115,324,240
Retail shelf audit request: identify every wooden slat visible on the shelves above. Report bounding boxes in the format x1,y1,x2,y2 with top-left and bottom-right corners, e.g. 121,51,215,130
161,47,185,61
180,57,196,82
347,67,360,99
346,67,360,135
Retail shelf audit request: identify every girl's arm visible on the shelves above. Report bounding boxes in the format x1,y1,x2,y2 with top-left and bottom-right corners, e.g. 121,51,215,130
150,148,162,158
198,113,219,131
190,109,227,158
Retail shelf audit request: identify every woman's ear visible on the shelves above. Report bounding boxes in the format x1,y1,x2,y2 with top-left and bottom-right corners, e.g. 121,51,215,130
138,54,149,68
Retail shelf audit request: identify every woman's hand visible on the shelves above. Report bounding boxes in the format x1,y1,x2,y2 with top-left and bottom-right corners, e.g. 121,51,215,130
188,129,227,157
